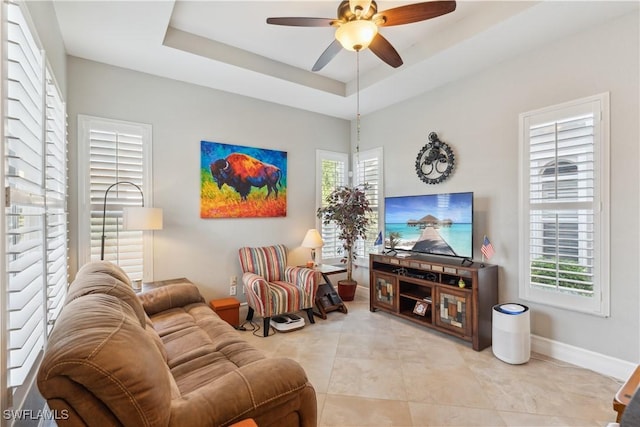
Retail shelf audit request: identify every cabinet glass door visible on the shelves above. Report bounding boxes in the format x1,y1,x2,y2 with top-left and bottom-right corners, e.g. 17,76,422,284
435,288,471,336
372,272,397,310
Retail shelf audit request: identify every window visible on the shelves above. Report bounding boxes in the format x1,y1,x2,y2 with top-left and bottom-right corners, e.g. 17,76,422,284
353,148,383,265
519,93,610,316
77,116,154,282
316,150,348,263
45,68,67,335
315,148,383,266
2,0,68,405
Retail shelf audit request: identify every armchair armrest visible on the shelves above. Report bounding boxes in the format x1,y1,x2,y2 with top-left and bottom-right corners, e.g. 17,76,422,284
138,282,205,316
242,272,270,317
284,266,317,306
170,357,316,427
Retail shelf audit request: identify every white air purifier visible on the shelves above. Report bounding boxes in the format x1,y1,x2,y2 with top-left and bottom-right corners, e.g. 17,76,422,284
492,303,530,364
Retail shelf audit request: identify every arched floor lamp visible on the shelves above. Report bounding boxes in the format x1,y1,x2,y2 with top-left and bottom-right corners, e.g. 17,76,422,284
100,181,163,260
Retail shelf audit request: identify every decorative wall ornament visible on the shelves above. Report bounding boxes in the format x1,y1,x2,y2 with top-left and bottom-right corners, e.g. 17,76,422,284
415,132,455,184
200,141,287,218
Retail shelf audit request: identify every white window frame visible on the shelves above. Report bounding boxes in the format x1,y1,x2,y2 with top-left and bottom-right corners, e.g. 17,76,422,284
518,93,610,316
77,115,154,282
315,149,348,265
1,1,68,410
45,65,68,336
353,147,383,266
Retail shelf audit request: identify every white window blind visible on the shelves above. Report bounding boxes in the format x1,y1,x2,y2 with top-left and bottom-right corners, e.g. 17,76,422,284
316,150,348,263
5,1,45,390
353,148,383,264
519,93,609,316
78,116,153,282
45,67,67,335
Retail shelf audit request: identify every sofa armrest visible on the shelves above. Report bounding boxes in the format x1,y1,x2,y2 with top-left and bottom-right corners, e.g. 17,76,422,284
138,282,205,316
170,357,316,427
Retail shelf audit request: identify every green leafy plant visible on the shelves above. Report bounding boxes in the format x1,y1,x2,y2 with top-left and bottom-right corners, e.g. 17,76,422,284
317,184,372,282
388,232,401,250
530,257,592,292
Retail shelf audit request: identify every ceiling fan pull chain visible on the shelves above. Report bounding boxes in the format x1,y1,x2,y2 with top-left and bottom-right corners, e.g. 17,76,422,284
356,50,361,160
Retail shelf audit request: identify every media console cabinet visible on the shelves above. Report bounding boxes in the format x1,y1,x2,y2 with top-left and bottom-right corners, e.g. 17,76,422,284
369,253,498,351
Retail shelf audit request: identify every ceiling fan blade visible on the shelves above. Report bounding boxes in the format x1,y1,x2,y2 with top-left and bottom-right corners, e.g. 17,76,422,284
266,17,335,27
376,1,456,27
369,33,403,68
312,40,343,71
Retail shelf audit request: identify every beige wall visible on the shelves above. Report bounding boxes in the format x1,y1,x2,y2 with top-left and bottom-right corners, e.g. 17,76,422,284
66,57,350,303
356,12,639,362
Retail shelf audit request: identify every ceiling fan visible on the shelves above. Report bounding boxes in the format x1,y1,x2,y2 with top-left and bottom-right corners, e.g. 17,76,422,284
266,0,457,71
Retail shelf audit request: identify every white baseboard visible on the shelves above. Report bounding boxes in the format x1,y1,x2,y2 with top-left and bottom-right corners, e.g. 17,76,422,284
531,334,637,381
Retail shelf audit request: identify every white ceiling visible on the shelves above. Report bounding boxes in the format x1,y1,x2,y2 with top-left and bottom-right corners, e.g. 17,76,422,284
52,1,639,120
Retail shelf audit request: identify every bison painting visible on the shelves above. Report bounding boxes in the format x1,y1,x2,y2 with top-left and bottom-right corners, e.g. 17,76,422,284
210,153,282,201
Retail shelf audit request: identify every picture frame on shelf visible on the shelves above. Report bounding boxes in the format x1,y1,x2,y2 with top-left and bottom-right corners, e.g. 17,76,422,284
413,300,430,317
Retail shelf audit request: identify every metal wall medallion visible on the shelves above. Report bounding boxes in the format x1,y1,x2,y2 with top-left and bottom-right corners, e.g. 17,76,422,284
415,132,455,184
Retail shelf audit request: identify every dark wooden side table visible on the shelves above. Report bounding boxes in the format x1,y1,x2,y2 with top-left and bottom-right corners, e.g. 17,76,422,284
313,264,348,319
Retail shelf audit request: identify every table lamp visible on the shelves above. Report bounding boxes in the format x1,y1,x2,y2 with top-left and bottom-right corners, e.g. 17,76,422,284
301,229,323,267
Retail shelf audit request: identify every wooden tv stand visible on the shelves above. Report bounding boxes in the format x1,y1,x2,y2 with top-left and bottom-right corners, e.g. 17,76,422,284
369,254,498,351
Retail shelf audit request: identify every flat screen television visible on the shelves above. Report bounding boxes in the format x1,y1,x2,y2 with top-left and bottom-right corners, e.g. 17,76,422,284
384,192,473,259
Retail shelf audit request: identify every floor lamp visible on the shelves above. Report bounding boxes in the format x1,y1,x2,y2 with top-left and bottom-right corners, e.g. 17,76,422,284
100,181,163,261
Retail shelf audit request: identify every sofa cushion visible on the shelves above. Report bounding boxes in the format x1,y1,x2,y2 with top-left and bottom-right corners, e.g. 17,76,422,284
148,303,266,395
38,293,173,426
138,281,205,316
67,260,146,328
77,259,132,286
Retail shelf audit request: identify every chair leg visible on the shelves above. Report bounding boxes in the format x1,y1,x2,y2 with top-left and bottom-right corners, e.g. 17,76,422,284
306,308,315,324
246,307,255,321
263,317,270,337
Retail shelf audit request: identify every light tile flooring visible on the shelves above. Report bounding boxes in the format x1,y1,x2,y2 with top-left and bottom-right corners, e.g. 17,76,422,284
240,286,622,427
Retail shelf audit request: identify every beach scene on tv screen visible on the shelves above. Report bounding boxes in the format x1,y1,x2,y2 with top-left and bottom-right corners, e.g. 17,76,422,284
385,193,472,258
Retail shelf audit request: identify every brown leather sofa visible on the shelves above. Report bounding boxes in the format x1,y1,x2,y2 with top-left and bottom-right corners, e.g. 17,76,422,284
37,261,317,427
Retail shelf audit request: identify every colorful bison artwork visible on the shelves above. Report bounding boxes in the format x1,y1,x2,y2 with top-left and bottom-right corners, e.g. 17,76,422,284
200,141,287,218
210,153,282,201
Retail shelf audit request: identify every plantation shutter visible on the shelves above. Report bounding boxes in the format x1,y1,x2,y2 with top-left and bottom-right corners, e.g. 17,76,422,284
353,148,383,265
519,93,609,316
316,150,348,262
89,127,144,280
5,1,46,389
45,67,68,335
79,116,153,282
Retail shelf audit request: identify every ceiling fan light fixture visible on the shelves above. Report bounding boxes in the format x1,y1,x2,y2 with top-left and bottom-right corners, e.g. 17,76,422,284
335,20,378,51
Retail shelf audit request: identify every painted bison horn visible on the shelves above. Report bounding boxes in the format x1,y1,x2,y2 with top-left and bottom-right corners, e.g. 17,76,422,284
212,159,228,171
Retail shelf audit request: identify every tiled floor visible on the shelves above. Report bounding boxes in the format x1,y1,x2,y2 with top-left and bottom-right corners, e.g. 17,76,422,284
240,286,622,427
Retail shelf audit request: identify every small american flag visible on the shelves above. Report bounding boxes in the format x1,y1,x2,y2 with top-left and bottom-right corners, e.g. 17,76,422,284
481,236,495,260
374,231,383,246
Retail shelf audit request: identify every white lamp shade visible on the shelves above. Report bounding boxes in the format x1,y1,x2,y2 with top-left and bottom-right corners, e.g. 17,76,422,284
301,229,324,249
122,207,163,231
335,20,378,51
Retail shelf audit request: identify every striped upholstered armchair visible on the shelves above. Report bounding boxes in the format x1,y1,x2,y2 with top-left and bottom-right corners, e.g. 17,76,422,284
238,245,317,336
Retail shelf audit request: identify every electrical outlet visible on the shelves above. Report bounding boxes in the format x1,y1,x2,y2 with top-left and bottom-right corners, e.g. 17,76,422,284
230,276,237,286
229,285,237,296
